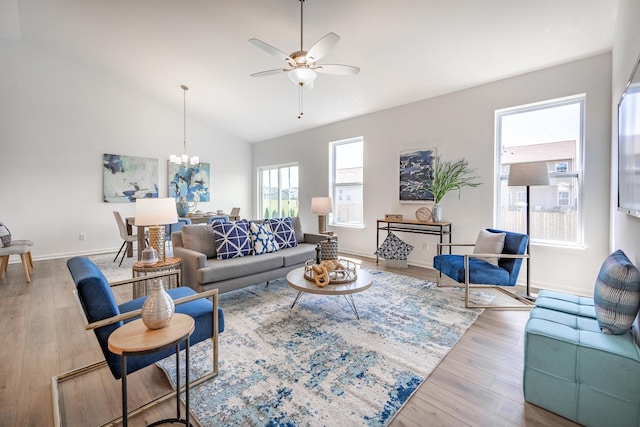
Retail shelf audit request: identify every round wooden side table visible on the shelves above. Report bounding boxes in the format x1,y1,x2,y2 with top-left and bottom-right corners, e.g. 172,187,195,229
132,257,182,299
108,313,195,427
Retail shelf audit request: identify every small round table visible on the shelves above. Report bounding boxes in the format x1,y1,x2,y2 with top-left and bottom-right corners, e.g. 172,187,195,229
286,266,373,319
132,257,182,299
108,313,195,427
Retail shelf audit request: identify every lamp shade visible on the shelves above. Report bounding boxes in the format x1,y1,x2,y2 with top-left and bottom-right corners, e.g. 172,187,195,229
508,162,550,187
134,198,178,226
311,197,333,214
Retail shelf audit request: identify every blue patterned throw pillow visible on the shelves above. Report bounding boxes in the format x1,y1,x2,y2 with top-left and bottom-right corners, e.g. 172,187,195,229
212,221,252,260
594,249,640,334
374,232,414,260
0,223,10,247
267,217,298,249
249,221,279,255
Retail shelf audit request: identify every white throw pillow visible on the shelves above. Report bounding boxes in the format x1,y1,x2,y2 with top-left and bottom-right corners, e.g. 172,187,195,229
473,230,506,266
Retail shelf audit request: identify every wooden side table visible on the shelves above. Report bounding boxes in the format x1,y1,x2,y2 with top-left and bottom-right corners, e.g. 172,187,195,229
108,313,195,427
132,257,182,299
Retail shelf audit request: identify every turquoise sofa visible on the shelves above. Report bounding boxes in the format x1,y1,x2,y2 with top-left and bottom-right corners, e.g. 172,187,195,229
524,290,640,427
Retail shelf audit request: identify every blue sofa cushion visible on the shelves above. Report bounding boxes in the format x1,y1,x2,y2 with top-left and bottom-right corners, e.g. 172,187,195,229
433,254,511,286
212,220,252,260
594,249,640,334
249,221,280,255
268,217,298,249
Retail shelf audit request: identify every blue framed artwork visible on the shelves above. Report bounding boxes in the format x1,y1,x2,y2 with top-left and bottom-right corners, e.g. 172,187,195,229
168,162,211,203
399,147,436,202
103,154,159,202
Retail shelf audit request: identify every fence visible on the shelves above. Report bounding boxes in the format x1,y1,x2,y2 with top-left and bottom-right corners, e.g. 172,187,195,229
500,210,577,243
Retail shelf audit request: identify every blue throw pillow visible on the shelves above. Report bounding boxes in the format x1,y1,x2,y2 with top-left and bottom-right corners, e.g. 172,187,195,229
267,217,298,249
0,223,10,247
594,249,640,334
212,221,252,260
249,221,279,255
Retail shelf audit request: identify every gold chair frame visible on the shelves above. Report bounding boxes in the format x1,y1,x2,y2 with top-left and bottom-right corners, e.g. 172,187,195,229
436,242,534,310
51,270,219,427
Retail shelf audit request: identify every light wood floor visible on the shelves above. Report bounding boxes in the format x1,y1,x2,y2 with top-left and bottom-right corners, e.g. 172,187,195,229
0,255,579,427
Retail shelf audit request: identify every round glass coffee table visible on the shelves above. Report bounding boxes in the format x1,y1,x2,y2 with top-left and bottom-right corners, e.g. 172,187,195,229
285,266,373,319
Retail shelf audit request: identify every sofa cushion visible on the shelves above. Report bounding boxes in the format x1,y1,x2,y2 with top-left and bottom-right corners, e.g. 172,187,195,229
200,252,284,283
249,221,279,255
374,232,413,260
291,216,305,243
181,224,217,259
268,217,298,249
473,229,506,266
594,249,640,334
212,221,252,260
0,222,11,247
281,243,317,267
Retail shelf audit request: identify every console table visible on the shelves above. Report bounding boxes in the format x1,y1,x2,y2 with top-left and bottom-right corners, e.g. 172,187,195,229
376,219,452,264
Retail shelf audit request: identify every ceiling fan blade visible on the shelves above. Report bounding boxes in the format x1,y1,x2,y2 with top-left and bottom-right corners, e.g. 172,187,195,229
249,38,294,64
315,64,360,75
306,32,340,63
250,68,289,78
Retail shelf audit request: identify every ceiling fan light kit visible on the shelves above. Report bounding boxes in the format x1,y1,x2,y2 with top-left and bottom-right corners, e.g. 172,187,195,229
249,0,359,119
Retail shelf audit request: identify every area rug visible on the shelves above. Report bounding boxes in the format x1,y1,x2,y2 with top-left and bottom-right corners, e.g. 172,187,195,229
153,269,494,427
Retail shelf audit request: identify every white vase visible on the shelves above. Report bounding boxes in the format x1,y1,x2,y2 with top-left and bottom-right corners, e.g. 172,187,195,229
432,204,443,222
141,279,175,329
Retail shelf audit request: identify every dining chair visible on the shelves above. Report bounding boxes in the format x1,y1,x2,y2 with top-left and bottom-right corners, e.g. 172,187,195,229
113,211,139,266
228,207,240,221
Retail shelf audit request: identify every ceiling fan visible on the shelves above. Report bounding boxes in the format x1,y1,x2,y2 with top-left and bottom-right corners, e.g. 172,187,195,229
249,0,360,118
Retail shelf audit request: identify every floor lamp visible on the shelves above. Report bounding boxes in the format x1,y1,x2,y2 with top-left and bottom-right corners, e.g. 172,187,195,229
507,162,549,301
311,197,333,234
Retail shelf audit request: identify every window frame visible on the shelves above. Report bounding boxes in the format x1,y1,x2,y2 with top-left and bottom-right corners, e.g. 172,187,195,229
257,162,299,219
494,94,585,247
329,136,364,228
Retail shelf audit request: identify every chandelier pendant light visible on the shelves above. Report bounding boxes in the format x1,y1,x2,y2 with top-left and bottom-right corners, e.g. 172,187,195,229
170,84,199,166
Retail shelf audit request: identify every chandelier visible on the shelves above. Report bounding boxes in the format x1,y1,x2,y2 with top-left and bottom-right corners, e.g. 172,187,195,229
170,84,199,166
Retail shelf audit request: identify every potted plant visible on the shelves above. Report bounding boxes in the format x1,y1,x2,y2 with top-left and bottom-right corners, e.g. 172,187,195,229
425,157,481,222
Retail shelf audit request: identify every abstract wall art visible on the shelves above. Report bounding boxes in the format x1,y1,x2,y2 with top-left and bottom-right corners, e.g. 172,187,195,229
399,147,436,202
103,154,159,203
168,162,211,204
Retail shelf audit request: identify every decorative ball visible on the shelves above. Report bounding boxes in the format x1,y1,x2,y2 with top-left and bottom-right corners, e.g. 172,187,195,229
415,207,432,222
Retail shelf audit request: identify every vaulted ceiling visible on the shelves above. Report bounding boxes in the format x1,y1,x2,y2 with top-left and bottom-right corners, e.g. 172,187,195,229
1,0,617,142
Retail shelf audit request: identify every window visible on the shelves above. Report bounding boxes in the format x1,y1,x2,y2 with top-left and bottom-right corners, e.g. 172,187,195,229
495,95,583,245
258,164,298,219
330,137,364,227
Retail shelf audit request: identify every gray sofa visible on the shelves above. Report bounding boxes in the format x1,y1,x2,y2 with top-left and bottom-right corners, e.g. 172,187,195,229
172,217,327,293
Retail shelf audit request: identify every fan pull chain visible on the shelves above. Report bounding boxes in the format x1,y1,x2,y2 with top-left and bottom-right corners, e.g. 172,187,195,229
298,83,304,119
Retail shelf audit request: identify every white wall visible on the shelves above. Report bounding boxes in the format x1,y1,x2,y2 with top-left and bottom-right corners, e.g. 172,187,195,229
0,40,252,260
253,53,612,296
612,0,640,264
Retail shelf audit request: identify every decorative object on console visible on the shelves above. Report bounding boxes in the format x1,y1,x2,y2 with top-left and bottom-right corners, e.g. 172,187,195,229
103,153,159,203
135,197,178,262
508,161,549,300
399,147,436,202
176,197,190,217
425,156,481,222
249,0,360,119
311,197,332,234
141,278,175,329
384,214,403,221
415,207,432,222
170,85,199,167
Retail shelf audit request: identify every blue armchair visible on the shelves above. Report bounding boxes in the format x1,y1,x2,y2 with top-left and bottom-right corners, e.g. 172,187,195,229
52,256,224,426
433,228,532,309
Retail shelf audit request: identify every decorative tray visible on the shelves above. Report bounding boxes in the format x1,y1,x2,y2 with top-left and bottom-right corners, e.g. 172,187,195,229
304,259,358,285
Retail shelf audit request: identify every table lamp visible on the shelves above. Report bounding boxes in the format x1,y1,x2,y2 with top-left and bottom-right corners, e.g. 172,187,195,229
311,197,333,234
508,161,549,301
135,198,178,262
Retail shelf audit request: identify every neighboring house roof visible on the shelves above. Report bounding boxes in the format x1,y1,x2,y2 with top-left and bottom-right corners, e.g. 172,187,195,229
502,140,576,164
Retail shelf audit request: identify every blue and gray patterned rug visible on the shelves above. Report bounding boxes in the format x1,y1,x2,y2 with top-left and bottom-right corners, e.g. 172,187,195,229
155,269,493,427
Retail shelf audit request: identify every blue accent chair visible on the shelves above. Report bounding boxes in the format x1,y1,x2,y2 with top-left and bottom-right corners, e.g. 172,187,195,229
206,215,229,225
52,256,224,426
433,228,532,308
